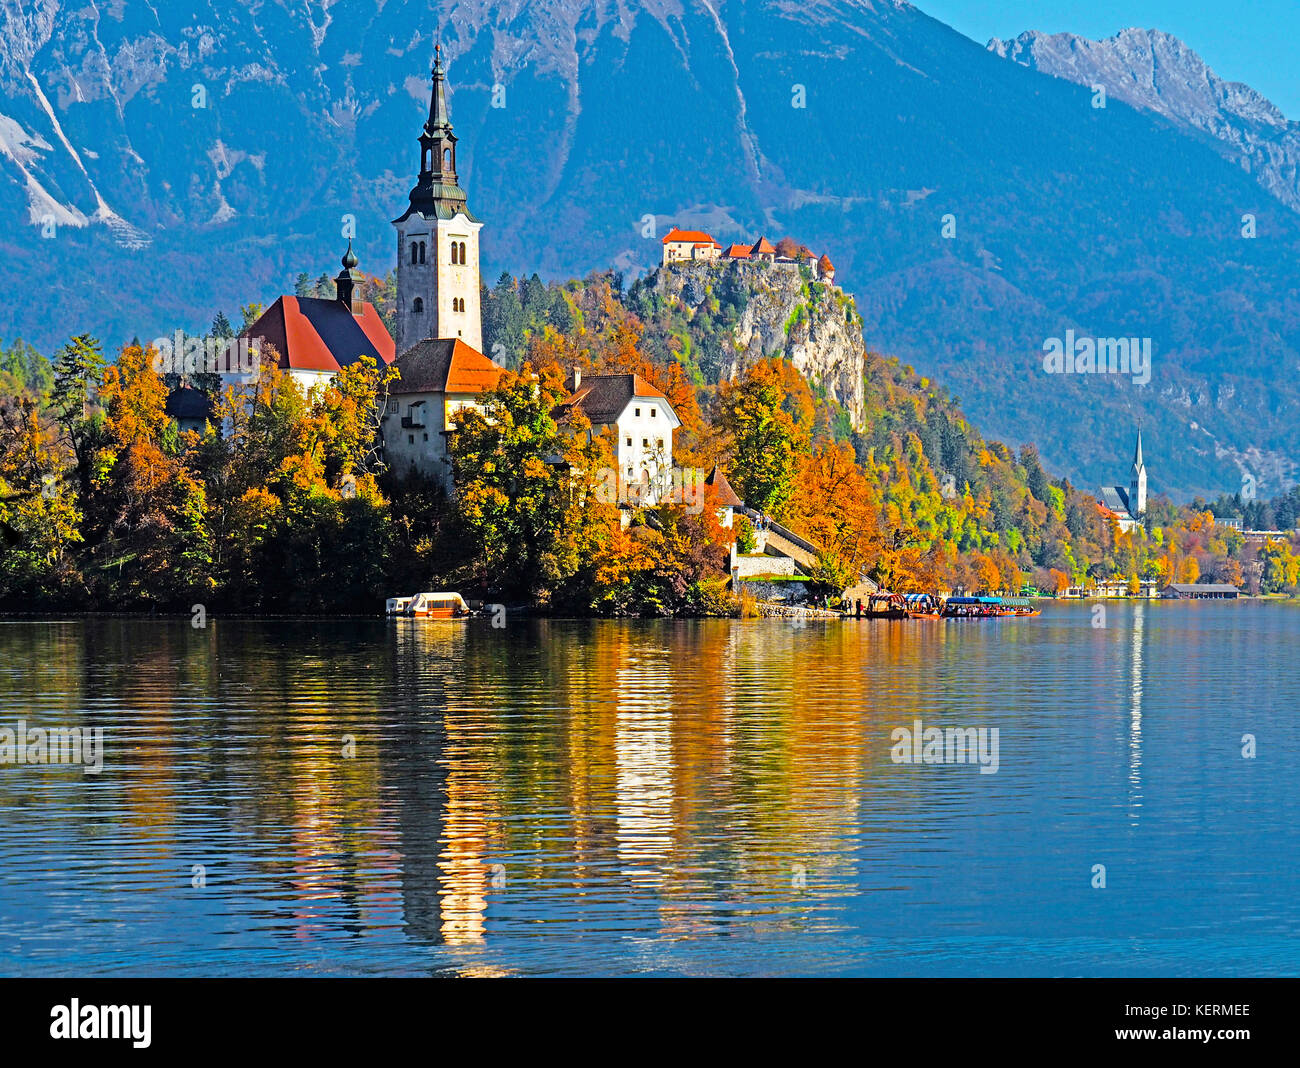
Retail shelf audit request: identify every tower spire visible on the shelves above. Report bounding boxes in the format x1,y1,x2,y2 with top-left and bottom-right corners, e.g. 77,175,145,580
1129,425,1147,517
396,45,476,223
428,43,450,133
392,54,484,356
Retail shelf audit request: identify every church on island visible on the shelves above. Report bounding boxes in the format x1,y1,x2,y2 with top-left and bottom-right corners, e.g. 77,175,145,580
1099,430,1148,533
241,48,685,498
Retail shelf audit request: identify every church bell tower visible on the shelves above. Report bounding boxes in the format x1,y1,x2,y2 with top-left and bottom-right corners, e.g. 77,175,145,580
393,45,483,355
1130,429,1148,516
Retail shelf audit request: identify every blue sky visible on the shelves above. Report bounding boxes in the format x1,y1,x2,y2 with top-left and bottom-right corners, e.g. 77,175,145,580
920,0,1300,119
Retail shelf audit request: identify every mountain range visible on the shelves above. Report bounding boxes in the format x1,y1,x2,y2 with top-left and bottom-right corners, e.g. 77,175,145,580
2,0,1299,501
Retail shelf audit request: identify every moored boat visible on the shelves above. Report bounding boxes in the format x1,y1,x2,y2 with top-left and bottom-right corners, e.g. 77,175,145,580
903,593,943,619
942,596,1016,619
1001,597,1042,617
859,592,908,619
386,591,471,619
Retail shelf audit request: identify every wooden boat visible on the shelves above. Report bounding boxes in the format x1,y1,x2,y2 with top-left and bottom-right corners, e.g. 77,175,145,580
387,592,470,619
942,596,1015,619
902,593,943,619
1001,597,1042,617
857,592,908,619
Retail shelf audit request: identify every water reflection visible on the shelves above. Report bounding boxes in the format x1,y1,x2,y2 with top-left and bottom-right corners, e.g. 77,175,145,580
1128,602,1146,823
0,607,1297,976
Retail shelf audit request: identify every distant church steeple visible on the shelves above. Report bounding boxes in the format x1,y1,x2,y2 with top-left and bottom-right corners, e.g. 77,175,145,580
1130,428,1147,516
392,45,483,355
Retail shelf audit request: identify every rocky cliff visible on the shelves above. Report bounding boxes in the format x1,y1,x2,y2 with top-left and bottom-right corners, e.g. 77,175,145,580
654,259,867,430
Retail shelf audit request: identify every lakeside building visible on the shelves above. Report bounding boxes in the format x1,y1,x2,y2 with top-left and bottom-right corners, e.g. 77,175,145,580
1099,429,1148,533
382,339,505,494
242,242,395,388
164,386,214,435
391,47,483,356
375,50,508,491
704,465,742,528
554,369,682,505
1160,583,1240,599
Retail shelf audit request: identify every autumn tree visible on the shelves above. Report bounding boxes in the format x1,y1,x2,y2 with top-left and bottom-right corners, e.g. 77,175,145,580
783,441,883,587
717,357,813,514
450,362,616,601
0,395,82,600
84,343,212,606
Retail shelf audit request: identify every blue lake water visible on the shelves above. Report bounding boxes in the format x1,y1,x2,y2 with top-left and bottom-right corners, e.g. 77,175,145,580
0,602,1296,976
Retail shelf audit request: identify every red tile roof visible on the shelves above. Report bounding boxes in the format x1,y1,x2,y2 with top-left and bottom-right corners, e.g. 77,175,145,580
704,465,743,508
752,235,777,255
818,253,835,272
389,338,504,395
723,243,752,258
662,227,717,245
244,295,395,373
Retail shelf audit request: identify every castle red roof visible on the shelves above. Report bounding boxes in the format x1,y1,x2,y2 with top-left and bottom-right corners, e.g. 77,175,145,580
662,227,718,245
818,253,835,272
723,243,752,259
752,236,777,255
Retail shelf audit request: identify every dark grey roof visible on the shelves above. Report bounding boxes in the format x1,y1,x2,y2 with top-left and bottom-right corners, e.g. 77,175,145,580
558,373,675,426
1100,486,1133,516
295,296,387,368
1164,583,1239,593
165,387,213,421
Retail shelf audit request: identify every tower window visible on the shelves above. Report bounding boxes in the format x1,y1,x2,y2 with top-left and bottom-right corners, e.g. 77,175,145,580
635,408,641,417
444,148,452,169
451,243,460,265
419,241,426,264
410,243,418,265
458,240,467,262
412,297,424,313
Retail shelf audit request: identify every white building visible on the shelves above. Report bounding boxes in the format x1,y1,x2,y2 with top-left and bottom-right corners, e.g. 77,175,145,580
661,227,721,265
241,241,395,390
557,370,681,503
1100,429,1148,533
393,45,483,355
382,338,505,495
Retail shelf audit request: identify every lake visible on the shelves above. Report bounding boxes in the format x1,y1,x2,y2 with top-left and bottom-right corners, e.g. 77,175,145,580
0,602,1296,976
